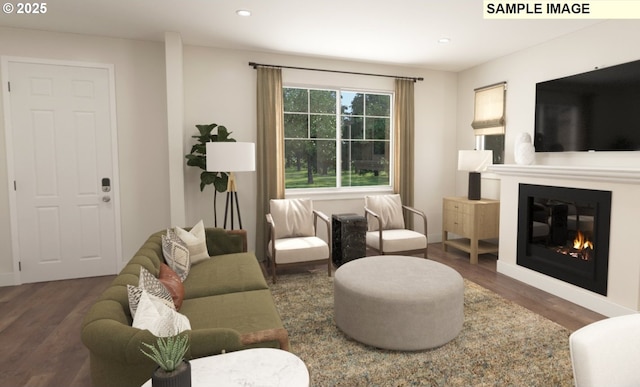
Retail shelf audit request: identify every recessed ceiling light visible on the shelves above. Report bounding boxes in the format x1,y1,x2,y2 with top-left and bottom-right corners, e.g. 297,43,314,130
236,9,251,17
438,37,451,44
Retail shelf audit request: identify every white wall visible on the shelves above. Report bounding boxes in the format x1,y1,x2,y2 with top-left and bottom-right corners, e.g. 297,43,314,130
0,27,171,283
183,46,458,252
457,20,640,176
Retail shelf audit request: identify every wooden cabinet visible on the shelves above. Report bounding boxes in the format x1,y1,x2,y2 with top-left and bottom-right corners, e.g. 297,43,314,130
442,197,500,264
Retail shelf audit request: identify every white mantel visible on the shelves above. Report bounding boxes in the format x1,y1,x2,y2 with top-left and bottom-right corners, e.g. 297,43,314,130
489,165,640,184
489,164,640,317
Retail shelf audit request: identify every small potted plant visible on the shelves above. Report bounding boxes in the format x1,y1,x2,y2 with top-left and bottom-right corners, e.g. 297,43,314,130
141,333,191,387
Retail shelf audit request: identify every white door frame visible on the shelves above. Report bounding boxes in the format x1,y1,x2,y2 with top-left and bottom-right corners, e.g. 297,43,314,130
1,56,122,285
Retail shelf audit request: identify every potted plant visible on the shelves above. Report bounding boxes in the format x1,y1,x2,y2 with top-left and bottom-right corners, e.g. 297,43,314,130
185,123,236,193
141,333,191,387
185,123,237,226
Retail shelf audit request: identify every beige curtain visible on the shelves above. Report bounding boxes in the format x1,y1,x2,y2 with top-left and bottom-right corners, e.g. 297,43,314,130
255,67,285,261
393,79,415,222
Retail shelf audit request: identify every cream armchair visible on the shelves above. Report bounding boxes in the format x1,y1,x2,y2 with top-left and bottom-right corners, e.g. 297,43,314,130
569,314,640,387
364,194,428,258
266,198,332,284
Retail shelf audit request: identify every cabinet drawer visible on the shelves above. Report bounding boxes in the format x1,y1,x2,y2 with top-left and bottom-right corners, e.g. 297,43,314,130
444,210,470,236
444,200,472,214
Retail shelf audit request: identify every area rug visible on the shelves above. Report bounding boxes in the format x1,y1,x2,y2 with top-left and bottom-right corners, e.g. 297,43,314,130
269,270,574,387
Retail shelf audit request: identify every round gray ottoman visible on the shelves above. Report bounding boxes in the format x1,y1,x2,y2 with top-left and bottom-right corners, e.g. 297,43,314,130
334,255,464,351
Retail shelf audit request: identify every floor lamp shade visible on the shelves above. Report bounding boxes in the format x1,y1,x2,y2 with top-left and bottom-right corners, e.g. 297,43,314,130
206,142,256,172
458,150,492,201
205,142,256,230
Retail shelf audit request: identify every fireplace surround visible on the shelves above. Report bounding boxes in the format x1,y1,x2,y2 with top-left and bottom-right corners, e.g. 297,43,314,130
489,164,640,317
516,184,611,295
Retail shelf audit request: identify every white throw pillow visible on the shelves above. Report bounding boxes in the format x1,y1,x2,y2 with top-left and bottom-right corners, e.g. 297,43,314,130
175,220,209,265
270,199,315,239
365,194,405,231
132,291,191,337
127,267,175,318
162,229,190,281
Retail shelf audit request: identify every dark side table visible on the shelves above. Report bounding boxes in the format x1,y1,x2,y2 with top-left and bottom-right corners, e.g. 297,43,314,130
332,213,367,267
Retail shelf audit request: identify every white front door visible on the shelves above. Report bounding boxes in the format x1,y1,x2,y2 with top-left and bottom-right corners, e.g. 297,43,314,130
4,58,120,283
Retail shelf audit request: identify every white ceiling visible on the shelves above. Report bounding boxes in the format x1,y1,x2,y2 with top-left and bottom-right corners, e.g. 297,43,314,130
0,0,603,72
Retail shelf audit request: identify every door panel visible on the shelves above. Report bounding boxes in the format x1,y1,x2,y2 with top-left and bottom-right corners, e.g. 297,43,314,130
7,60,119,283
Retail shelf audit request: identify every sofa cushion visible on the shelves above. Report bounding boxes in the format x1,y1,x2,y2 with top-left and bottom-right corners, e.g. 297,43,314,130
183,253,269,299
161,229,190,281
268,237,329,264
205,228,245,256
176,220,209,264
180,289,282,338
132,291,191,337
158,263,185,310
366,229,427,253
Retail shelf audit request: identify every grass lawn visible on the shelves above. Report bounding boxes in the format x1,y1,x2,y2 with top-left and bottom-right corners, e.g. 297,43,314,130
285,167,389,188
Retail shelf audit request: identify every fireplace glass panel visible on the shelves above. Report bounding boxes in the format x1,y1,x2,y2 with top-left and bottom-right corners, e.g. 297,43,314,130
517,184,611,295
531,197,596,261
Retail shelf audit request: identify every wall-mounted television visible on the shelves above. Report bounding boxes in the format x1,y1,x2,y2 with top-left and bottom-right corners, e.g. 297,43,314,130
534,59,640,152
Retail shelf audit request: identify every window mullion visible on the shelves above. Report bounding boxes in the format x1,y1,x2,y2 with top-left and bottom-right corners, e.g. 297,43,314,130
307,90,312,139
336,90,342,189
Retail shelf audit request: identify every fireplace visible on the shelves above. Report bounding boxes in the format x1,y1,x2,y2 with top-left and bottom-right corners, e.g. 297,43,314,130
517,184,611,295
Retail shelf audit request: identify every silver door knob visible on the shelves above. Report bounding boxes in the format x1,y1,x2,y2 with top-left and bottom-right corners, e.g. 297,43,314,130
102,196,111,203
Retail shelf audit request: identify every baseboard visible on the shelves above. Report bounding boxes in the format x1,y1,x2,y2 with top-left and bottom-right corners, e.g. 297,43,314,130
428,232,442,244
0,271,18,287
497,261,636,318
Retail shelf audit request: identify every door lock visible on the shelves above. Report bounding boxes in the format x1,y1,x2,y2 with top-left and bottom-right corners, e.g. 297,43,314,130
102,178,111,192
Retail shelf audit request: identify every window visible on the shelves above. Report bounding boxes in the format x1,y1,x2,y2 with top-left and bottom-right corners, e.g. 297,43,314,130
472,82,506,164
283,87,392,190
475,134,505,164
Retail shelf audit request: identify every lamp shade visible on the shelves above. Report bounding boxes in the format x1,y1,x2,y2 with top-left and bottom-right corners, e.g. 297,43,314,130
206,142,256,172
457,150,493,172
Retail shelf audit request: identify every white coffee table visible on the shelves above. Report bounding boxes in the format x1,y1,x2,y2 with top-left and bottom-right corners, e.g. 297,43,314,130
141,348,309,387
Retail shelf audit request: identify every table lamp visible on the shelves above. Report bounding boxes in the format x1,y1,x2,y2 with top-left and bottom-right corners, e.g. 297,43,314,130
458,150,492,200
206,142,256,229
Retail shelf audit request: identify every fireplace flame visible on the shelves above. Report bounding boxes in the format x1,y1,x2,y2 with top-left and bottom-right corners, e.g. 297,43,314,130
573,230,593,251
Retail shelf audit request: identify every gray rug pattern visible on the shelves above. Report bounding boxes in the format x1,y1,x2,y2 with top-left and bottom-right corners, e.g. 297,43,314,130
269,270,574,387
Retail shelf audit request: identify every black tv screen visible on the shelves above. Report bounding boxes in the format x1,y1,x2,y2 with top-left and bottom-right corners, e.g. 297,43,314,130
534,59,640,152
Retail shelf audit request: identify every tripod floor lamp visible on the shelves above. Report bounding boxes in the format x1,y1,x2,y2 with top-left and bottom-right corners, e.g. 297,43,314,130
206,142,256,230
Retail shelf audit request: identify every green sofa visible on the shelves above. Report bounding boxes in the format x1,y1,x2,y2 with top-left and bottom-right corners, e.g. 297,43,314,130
81,228,289,387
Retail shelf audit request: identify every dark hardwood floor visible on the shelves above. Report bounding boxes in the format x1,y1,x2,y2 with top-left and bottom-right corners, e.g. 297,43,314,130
0,243,605,386
0,274,114,387
425,243,605,331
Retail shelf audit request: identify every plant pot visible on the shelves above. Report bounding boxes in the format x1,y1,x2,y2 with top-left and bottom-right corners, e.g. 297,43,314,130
151,360,191,387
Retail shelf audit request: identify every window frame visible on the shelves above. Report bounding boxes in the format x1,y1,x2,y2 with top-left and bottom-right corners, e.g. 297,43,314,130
283,85,395,196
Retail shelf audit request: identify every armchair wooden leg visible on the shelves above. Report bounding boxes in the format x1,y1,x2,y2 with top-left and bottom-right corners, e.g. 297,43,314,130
271,256,277,284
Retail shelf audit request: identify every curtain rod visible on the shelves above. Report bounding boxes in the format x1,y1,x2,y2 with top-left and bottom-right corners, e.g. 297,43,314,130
248,62,423,82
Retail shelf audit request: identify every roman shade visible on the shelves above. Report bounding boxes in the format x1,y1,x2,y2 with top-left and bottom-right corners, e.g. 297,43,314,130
471,82,506,135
